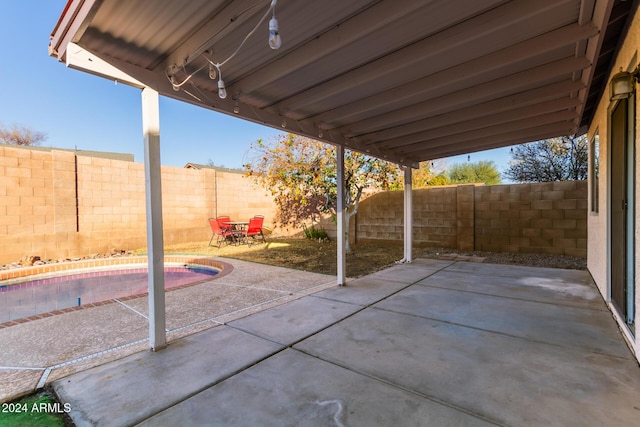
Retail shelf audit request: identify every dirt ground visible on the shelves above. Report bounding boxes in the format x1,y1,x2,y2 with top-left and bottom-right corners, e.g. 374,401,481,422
1,237,586,277
155,238,587,278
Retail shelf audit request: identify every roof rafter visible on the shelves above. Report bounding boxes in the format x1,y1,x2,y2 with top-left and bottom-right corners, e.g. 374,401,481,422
396,110,577,154
302,23,596,129
370,98,581,149
332,56,591,137
355,81,585,144
268,0,580,116
405,121,574,161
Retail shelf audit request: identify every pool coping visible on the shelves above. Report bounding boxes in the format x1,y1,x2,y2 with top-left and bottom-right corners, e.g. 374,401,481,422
0,256,234,329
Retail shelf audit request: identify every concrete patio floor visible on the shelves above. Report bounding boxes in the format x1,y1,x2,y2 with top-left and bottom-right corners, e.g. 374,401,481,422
51,259,640,426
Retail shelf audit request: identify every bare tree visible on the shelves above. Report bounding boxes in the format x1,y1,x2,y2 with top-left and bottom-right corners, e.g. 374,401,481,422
245,133,401,251
504,135,588,182
0,122,47,146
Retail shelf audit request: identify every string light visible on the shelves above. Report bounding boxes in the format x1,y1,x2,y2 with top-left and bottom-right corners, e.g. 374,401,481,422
268,0,281,49
167,0,281,100
218,78,227,99
268,1,281,51
269,18,281,49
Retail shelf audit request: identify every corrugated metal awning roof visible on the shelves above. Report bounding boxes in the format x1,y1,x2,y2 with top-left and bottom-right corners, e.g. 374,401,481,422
49,0,635,166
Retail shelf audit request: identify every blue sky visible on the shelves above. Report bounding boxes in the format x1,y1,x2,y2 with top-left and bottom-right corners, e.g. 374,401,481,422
0,1,512,173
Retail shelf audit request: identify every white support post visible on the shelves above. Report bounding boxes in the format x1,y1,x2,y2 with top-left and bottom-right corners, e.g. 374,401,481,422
336,145,346,286
142,87,166,351
404,167,413,263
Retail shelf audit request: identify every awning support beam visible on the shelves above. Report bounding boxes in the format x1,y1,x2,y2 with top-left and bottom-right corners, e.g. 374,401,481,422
336,145,346,286
142,87,166,351
403,167,413,263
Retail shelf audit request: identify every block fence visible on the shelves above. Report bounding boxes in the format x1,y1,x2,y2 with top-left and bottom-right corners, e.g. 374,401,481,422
0,145,278,264
0,143,587,262
355,181,587,257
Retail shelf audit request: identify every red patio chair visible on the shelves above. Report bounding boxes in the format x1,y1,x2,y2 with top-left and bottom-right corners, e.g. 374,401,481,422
216,216,232,232
242,216,266,246
208,218,234,248
252,215,265,232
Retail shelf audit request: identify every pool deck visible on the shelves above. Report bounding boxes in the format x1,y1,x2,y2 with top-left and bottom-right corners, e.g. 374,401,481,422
0,258,335,402
2,258,640,426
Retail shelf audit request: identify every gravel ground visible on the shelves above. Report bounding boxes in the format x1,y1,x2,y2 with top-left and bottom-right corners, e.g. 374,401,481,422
414,247,587,270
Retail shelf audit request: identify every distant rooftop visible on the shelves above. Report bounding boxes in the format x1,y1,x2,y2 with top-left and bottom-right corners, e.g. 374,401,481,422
184,163,244,174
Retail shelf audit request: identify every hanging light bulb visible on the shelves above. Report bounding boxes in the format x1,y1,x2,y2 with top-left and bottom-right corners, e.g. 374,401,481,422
218,79,227,99
233,102,240,114
209,64,217,80
269,17,281,49
172,83,180,92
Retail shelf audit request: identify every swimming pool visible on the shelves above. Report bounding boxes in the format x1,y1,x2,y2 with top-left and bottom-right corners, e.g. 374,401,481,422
0,257,227,323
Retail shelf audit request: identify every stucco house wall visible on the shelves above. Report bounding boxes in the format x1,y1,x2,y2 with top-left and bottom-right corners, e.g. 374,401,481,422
587,6,639,362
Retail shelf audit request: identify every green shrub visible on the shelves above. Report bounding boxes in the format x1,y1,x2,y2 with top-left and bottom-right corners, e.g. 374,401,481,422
302,224,328,240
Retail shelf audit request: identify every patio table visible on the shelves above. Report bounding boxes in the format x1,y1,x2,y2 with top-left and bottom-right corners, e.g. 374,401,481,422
223,222,249,244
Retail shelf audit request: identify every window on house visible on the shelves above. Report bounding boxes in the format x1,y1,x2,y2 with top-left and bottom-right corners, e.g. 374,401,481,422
590,132,600,213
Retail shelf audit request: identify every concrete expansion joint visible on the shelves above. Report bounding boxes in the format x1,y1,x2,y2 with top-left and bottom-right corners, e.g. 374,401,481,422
284,270,459,349
0,365,46,371
32,337,150,390
293,341,506,427
418,281,605,312
380,303,626,361
114,298,148,319
167,318,223,336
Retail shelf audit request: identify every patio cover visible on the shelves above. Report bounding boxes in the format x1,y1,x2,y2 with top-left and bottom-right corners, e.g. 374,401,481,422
48,0,635,349
49,0,633,166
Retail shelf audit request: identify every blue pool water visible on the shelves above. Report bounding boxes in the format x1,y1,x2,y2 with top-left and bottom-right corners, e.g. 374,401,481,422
0,265,218,322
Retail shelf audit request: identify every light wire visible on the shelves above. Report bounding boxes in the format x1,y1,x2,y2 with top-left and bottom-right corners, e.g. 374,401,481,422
169,0,277,90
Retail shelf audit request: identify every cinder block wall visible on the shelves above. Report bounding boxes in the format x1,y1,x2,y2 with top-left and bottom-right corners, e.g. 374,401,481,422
474,181,587,256
0,144,588,262
0,145,56,260
214,170,276,221
356,181,587,256
0,145,278,264
356,186,462,248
